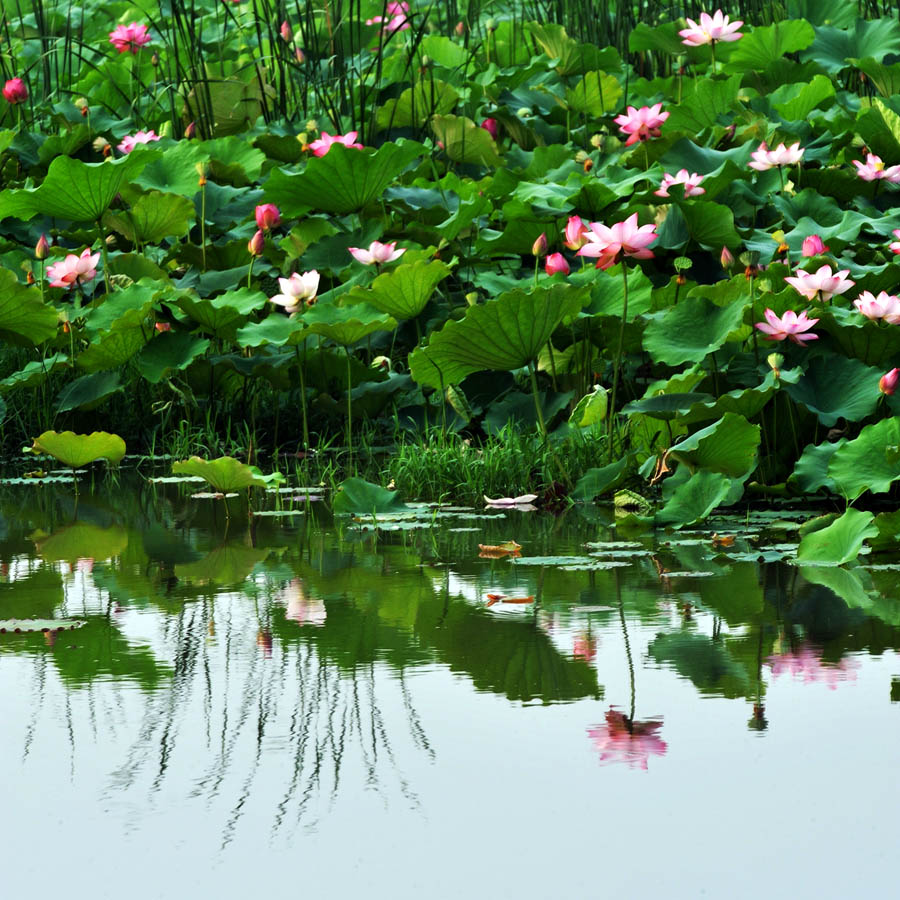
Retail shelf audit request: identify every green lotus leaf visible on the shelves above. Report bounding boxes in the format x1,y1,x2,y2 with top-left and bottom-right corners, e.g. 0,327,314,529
642,296,747,366
235,314,311,348
796,508,878,566
104,191,195,244
0,353,69,394
770,74,835,120
264,141,425,215
77,289,157,372
0,269,59,345
657,200,741,252
668,413,760,480
680,382,775,425
571,457,629,502
729,19,816,72
409,284,589,389
175,287,268,339
526,21,617,75
376,79,460,130
789,439,846,494
31,430,126,467
303,303,396,347
431,115,502,166
623,392,714,421
565,71,622,117
855,96,900,161
783,355,881,427
0,619,86,634
828,417,900,501
202,136,266,185
803,18,900,75
332,477,407,515
569,386,608,428
0,154,148,222
357,259,452,320
54,371,122,412
135,332,211,384
665,74,741,133
655,469,736,527
171,456,284,492
849,57,900,97
134,140,208,196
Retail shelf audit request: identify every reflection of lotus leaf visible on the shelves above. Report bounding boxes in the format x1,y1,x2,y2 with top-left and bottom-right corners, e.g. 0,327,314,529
36,522,129,563
175,543,270,584
649,632,752,698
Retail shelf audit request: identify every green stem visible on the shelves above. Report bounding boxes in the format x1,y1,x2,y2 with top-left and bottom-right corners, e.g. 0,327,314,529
607,262,629,460
295,344,309,450
529,364,547,438
247,256,255,288
97,218,111,295
200,181,207,271
345,346,353,467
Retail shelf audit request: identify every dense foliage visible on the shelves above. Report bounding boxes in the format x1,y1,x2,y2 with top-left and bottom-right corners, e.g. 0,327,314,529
3,1,900,529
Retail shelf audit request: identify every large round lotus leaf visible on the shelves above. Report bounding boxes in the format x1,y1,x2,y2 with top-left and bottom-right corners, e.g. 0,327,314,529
32,431,126,467
655,469,736,528
135,332,211,384
176,287,268,339
623,392,714,421
828,417,900,501
357,259,451,321
104,190,195,244
263,141,425,215
569,386,608,428
302,303,396,347
796,508,878,566
668,413,760,480
332,477,407,515
236,315,310,348
171,456,283,492
431,115,502,166
642,296,748,366
783,355,881,427
0,269,59,345
0,354,69,394
54,371,122,413
409,284,589,389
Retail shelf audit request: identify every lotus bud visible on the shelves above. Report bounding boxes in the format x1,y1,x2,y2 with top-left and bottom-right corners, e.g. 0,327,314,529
545,253,569,276
879,367,899,396
26,271,34,284
248,230,265,257
480,117,498,140
151,52,160,67
720,246,734,269
465,291,479,306
2,77,28,104
455,21,465,37
486,17,497,31
185,120,196,139
531,232,548,257
295,47,305,63
280,20,292,42
801,234,828,257
35,234,49,260
155,321,172,332
255,203,281,231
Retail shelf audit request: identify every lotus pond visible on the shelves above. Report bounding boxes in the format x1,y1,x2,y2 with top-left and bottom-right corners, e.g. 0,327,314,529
1,473,899,897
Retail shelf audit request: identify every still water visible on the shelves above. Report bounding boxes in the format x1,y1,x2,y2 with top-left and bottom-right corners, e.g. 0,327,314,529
1,476,898,898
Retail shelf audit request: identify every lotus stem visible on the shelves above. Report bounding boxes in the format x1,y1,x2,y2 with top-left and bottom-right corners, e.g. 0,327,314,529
607,262,629,460
345,346,353,467
97,217,111,295
529,363,547,438
295,345,309,450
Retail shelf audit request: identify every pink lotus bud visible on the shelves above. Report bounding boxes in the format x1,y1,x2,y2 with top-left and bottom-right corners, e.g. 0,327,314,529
480,117,498,140
155,321,172,332
280,20,292,42
879,368,899,396
801,234,828,257
455,21,465,37
255,203,281,231
248,230,265,257
531,232,548,257
184,121,196,139
3,77,28,104
720,246,734,269
35,234,49,260
545,253,570,276
295,47,305,63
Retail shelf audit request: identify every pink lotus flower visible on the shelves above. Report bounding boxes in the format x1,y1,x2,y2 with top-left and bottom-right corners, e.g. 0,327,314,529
545,253,570,276
2,77,28,104
852,153,900,183
784,264,854,302
255,203,281,231
755,308,819,346
655,169,705,198
366,2,410,33
46,248,101,289
563,215,590,251
577,212,657,270
767,643,857,689
280,579,327,626
348,240,405,265
679,9,743,46
270,271,320,313
109,22,151,54
117,129,160,154
587,709,667,770
801,234,828,257
748,141,804,171
279,20,293,42
880,368,900,395
854,290,900,324
308,130,364,156
480,117,499,140
614,103,669,147
891,228,900,255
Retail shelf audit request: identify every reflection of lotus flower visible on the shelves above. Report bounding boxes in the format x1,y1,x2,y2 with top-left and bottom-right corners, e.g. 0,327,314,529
613,103,669,146
679,10,743,46
767,643,857,690
784,264,854,302
484,493,538,506
587,709,667,770
279,578,327,627
754,308,819,345
573,633,597,663
256,628,273,658
577,213,657,270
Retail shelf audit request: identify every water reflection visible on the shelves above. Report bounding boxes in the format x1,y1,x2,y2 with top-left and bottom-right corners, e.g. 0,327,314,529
0,477,899,845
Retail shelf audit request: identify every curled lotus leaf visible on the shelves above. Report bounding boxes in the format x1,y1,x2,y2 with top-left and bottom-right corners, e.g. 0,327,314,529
171,456,285,492
31,431,126,468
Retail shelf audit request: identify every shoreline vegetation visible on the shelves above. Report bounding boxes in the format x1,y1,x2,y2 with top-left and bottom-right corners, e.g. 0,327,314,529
2,2,900,545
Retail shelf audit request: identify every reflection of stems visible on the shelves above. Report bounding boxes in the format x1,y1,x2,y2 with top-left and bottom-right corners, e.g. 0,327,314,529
608,262,629,460
616,575,636,726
